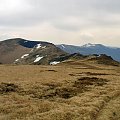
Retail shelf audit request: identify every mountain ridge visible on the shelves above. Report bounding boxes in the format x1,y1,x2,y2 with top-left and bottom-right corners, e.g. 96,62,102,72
57,43,120,61
0,38,119,65
0,38,67,64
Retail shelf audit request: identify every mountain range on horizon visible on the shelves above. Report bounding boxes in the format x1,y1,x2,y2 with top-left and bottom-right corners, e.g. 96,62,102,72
57,43,120,62
0,38,120,65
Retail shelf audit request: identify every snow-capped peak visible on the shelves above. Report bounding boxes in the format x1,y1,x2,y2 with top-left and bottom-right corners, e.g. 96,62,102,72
61,44,66,48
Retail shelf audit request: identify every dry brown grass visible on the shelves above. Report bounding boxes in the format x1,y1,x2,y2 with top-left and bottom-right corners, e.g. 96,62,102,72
0,61,120,120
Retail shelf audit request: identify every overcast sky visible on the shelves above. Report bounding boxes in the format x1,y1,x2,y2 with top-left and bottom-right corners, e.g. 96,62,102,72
0,0,120,47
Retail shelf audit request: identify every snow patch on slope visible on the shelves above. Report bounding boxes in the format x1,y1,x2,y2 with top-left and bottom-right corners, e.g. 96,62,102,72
42,46,46,49
21,54,29,59
15,59,19,62
50,61,60,65
36,44,41,49
34,55,44,63
24,41,28,43
61,45,65,48
35,44,46,49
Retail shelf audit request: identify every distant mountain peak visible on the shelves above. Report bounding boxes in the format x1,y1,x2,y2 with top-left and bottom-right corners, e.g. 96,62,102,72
81,43,105,48
82,43,96,47
57,43,120,61
61,44,66,48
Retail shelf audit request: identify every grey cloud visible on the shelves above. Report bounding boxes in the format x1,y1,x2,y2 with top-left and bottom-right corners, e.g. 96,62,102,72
0,0,120,28
0,0,120,48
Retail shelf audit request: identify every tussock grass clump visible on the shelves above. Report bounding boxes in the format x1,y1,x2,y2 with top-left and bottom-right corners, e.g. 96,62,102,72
23,83,78,99
24,77,108,100
0,82,19,94
69,72,110,77
82,72,109,76
46,70,57,72
55,87,78,99
76,77,108,86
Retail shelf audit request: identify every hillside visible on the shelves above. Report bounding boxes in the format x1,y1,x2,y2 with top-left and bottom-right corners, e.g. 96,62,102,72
0,38,67,64
59,54,120,67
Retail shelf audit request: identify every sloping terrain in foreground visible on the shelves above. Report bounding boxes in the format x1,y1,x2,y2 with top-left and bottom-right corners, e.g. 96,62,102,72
0,61,120,120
